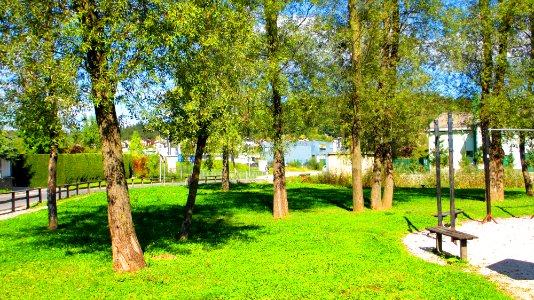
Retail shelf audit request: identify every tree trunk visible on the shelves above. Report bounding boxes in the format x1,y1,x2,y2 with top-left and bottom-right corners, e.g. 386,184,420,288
222,145,230,192
370,145,383,210
382,143,394,209
47,141,58,230
348,0,364,212
519,133,533,196
80,0,146,272
380,0,399,211
351,129,364,212
479,0,494,203
179,133,208,240
489,132,505,201
94,97,146,272
488,0,512,202
265,0,289,219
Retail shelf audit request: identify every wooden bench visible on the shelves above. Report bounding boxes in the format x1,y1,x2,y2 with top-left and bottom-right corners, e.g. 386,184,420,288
426,226,478,260
202,175,220,183
432,209,464,218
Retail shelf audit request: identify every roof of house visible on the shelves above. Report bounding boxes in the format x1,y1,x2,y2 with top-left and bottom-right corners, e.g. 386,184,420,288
431,112,475,131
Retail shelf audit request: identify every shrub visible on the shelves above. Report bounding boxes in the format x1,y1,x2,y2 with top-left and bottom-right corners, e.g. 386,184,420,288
13,153,105,187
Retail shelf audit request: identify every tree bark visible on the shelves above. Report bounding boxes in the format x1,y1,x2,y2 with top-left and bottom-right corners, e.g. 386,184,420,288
47,141,58,230
382,143,394,209
519,133,533,196
179,133,208,240
265,0,289,219
222,145,230,192
80,0,146,272
489,132,505,201
370,145,383,210
348,0,364,212
94,94,146,272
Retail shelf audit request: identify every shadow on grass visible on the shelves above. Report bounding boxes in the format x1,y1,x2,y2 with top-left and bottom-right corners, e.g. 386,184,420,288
19,194,264,257
17,183,524,257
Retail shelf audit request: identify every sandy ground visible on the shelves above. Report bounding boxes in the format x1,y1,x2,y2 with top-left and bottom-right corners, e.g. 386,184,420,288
403,217,534,300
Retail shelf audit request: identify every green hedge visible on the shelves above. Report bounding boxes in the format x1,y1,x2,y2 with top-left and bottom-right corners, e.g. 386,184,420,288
13,153,134,188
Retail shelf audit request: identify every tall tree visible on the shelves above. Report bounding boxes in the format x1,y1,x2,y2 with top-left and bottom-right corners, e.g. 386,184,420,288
264,0,289,219
74,0,158,271
0,0,80,229
479,0,516,202
347,0,365,212
149,0,254,239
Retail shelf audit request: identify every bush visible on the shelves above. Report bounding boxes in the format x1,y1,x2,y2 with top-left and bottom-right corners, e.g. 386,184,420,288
305,156,324,171
13,153,105,187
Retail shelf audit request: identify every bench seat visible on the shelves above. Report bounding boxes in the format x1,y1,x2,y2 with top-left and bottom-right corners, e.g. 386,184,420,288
426,226,478,260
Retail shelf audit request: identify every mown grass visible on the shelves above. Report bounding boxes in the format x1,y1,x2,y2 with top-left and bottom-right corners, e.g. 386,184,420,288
1,183,532,299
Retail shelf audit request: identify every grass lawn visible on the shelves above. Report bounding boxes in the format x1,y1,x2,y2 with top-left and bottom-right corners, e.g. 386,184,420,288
1,183,531,299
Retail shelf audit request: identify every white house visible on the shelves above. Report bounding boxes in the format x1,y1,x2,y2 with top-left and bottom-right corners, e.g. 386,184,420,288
428,113,531,170
0,158,11,179
0,158,12,189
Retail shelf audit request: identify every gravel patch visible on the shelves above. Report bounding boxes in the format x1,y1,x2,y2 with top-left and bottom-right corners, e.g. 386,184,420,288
403,217,534,300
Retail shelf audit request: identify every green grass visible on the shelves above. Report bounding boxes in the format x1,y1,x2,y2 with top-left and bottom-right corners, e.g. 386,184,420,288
1,183,531,299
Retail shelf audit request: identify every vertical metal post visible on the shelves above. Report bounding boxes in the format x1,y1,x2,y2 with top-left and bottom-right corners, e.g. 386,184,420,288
434,119,443,227
448,112,456,230
38,188,42,203
11,191,15,212
58,186,62,199
26,190,30,209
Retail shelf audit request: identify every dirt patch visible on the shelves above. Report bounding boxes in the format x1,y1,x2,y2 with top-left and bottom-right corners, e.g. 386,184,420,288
403,217,534,300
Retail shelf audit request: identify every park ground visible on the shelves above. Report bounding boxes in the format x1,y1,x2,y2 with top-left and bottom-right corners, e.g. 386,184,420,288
0,183,532,299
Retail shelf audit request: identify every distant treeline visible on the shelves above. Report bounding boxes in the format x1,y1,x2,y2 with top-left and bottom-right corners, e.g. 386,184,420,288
120,123,158,141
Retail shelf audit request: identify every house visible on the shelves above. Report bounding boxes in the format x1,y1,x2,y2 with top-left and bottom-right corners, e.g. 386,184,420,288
261,139,336,165
0,158,12,189
428,113,531,170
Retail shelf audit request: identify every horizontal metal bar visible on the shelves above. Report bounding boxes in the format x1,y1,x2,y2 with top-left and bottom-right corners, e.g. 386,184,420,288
488,128,534,132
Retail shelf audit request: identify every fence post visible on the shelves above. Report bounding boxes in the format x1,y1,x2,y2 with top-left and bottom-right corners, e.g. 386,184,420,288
11,191,15,212
38,188,43,203
26,190,30,209
98,181,102,190
58,186,62,200
76,183,79,196
66,185,70,198
87,182,90,194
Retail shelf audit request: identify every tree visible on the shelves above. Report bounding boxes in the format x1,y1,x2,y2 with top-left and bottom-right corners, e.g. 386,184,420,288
0,0,81,229
73,0,159,271
128,131,143,157
442,0,519,202
149,0,254,239
264,0,289,219
347,0,365,212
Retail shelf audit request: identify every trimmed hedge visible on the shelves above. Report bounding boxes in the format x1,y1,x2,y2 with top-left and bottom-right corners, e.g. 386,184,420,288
13,153,134,188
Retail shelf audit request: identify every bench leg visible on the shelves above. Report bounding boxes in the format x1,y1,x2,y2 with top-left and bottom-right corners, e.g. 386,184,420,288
460,240,467,260
436,233,443,254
